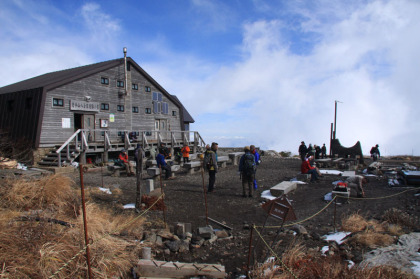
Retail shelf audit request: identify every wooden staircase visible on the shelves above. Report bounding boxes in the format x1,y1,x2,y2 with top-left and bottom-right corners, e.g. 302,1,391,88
37,145,81,167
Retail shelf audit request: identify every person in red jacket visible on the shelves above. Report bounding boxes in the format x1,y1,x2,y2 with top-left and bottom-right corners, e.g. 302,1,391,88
301,155,319,182
181,143,190,163
118,149,135,176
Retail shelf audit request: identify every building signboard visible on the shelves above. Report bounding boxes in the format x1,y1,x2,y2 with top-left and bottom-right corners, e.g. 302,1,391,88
70,100,100,112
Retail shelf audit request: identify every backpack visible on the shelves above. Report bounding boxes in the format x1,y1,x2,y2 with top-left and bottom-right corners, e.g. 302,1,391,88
203,151,214,170
242,153,256,175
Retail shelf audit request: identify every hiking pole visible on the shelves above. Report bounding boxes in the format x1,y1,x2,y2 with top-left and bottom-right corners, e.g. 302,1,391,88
79,164,93,279
159,165,166,226
201,161,209,226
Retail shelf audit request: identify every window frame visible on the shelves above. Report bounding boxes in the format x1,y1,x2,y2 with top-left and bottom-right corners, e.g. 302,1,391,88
132,106,139,113
117,105,125,112
100,103,110,111
117,80,124,88
101,77,109,85
145,86,151,92
145,108,152,114
52,98,64,107
132,83,139,90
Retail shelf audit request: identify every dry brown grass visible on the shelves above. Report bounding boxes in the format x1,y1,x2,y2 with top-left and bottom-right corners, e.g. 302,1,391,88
0,174,146,278
340,213,399,248
383,208,419,229
250,243,416,279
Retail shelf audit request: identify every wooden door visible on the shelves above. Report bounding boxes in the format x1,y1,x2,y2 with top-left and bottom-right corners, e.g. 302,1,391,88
82,114,95,141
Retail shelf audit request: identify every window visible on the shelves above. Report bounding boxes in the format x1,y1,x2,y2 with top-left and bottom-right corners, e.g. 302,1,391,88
100,103,109,110
53,98,64,107
132,106,139,113
153,101,161,114
145,131,152,136
145,86,151,92
153,92,162,101
117,131,123,136
132,83,138,90
172,110,177,116
162,102,169,114
117,80,124,88
101,77,109,85
117,105,124,112
145,108,151,114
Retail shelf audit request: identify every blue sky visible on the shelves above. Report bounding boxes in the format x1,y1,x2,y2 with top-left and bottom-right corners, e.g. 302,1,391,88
1,0,420,155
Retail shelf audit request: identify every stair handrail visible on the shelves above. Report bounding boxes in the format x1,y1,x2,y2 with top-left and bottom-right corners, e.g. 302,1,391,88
56,129,83,167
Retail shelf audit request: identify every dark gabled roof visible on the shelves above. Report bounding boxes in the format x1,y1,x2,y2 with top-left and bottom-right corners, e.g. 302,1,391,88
0,57,195,123
171,95,195,123
0,58,123,94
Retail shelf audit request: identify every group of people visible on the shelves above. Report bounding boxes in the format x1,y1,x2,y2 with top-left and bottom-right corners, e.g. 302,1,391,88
299,141,327,160
238,145,261,198
202,143,261,198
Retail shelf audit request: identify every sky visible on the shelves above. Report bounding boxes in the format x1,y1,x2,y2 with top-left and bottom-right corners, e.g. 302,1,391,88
1,0,419,156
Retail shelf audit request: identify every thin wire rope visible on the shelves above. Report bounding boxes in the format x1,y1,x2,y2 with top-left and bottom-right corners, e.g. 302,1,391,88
252,225,299,279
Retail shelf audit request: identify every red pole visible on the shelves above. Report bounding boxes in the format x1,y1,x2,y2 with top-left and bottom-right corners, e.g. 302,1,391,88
79,164,93,279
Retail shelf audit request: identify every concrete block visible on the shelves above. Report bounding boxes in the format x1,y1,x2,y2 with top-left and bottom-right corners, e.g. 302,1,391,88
184,161,202,169
198,226,213,239
171,164,181,172
144,179,154,194
184,223,192,234
228,152,244,165
147,167,160,176
174,223,185,236
270,181,298,197
297,173,310,182
342,171,356,177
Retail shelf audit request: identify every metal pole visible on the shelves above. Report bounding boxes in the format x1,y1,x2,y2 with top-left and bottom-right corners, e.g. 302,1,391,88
135,147,143,209
201,162,209,226
330,123,333,157
334,101,337,139
159,165,166,225
79,164,93,279
334,196,337,232
246,224,254,277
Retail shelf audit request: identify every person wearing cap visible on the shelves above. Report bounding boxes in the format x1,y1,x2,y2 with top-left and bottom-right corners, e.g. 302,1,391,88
345,175,368,198
298,141,307,161
156,148,174,180
370,144,380,161
301,154,319,182
239,146,256,197
203,143,218,192
118,149,135,176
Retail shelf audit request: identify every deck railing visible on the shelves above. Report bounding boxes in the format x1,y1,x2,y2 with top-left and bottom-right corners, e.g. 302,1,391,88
55,129,205,167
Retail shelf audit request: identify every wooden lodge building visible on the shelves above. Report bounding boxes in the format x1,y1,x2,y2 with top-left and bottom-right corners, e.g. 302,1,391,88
0,50,205,167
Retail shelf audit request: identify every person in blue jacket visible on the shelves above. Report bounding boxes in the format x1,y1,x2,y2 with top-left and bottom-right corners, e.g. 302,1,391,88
250,145,261,189
156,149,174,180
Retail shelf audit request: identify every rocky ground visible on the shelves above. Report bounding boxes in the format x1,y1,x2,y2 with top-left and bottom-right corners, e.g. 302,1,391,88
68,153,420,278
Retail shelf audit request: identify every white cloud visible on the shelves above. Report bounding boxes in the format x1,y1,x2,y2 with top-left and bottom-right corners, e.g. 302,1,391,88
149,0,420,155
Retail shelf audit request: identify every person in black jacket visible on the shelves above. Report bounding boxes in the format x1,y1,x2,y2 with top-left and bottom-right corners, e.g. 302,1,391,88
370,144,380,161
298,141,307,161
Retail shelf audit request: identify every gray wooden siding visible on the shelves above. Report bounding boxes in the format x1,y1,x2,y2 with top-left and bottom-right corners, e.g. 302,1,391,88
39,64,181,146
